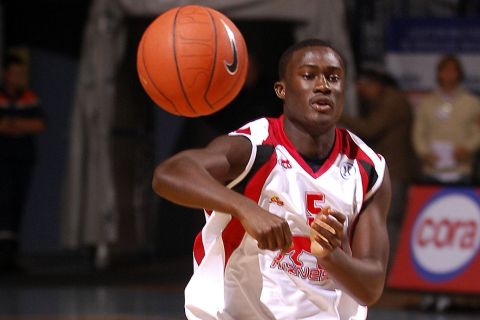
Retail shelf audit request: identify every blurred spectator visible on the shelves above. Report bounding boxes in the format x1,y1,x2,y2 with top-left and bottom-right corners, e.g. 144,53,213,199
413,55,480,185
340,68,414,263
0,54,46,272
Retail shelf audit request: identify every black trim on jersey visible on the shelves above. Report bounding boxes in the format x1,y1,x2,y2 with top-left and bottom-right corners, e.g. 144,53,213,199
232,144,275,194
300,153,328,172
359,159,378,193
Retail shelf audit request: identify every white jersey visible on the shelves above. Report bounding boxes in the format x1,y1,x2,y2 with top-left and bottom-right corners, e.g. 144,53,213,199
185,116,386,320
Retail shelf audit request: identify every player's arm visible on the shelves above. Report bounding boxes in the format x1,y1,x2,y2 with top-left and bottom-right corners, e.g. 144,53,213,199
152,135,292,251
311,167,391,306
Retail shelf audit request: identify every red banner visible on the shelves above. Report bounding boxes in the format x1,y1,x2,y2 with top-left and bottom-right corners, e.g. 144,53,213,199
388,185,480,293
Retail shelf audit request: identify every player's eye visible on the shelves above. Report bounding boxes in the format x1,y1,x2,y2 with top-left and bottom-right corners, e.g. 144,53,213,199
327,74,340,82
302,73,315,80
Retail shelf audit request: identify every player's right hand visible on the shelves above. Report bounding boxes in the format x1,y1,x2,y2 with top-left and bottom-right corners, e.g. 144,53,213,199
237,203,292,252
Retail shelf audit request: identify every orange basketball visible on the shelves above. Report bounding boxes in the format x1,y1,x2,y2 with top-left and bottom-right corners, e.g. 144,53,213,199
137,5,248,117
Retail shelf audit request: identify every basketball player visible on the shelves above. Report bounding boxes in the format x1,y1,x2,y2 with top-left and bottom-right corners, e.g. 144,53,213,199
153,39,391,319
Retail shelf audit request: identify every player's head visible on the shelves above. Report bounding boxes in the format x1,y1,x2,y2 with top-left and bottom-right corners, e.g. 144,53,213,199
436,54,464,89
274,39,346,135
277,39,346,81
2,55,28,92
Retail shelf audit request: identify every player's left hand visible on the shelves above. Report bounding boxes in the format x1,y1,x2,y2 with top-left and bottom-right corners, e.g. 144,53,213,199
310,207,346,258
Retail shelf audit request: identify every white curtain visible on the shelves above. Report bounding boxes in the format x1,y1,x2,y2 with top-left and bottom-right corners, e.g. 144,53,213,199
62,0,356,248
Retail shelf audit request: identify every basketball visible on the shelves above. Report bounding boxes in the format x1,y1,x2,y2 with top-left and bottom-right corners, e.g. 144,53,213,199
137,5,248,117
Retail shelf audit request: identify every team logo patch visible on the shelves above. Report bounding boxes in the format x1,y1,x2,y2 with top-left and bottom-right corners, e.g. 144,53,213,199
269,196,284,206
278,158,292,169
340,161,356,180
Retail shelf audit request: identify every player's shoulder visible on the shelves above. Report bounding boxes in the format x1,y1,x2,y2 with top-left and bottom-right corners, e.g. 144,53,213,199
338,128,384,164
338,128,386,199
229,116,278,145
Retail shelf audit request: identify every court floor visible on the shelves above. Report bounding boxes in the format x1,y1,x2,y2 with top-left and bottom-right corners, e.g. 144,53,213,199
1,256,479,320
2,285,479,320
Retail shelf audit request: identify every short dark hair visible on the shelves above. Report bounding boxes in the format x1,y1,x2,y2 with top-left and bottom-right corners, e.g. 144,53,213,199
436,54,464,83
277,39,346,80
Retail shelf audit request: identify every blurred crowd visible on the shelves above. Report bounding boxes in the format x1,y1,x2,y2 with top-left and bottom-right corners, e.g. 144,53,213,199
0,51,46,272
341,55,480,261
340,53,480,313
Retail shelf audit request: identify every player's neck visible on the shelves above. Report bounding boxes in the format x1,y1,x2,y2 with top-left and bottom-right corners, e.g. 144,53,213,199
283,119,335,159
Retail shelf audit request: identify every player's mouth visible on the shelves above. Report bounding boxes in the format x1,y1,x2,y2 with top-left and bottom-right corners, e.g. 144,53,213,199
309,96,333,112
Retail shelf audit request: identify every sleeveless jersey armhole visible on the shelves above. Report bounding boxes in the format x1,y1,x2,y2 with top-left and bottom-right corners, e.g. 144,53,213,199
226,134,257,189
363,154,386,202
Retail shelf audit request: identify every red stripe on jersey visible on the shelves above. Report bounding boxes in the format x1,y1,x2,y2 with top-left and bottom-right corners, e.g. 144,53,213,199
221,217,245,267
265,116,341,179
338,128,359,159
338,127,368,200
193,231,205,266
358,164,369,200
222,150,278,268
193,209,213,265
235,126,251,135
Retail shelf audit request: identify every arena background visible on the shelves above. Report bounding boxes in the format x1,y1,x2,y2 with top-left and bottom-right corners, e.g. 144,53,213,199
1,0,480,319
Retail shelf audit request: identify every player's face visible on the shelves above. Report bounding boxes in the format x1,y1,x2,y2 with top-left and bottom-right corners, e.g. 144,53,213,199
275,46,345,136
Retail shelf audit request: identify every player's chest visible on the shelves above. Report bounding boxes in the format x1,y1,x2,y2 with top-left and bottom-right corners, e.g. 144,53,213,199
257,148,360,234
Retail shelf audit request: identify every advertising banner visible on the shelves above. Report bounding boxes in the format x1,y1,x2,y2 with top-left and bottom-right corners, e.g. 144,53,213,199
388,186,480,293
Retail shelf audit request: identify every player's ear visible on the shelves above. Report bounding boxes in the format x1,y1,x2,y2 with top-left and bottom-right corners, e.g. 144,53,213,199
274,81,285,100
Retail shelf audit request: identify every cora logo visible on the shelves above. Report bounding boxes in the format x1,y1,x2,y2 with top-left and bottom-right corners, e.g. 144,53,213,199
411,189,480,282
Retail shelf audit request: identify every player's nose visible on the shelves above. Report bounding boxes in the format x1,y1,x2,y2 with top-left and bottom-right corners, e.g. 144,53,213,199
314,75,331,93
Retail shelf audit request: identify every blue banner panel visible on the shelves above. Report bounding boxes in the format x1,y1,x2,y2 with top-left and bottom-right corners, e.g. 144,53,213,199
388,18,480,53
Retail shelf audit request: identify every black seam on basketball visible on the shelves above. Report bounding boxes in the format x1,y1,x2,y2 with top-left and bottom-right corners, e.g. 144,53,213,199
173,7,198,116
141,34,178,115
203,10,217,111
